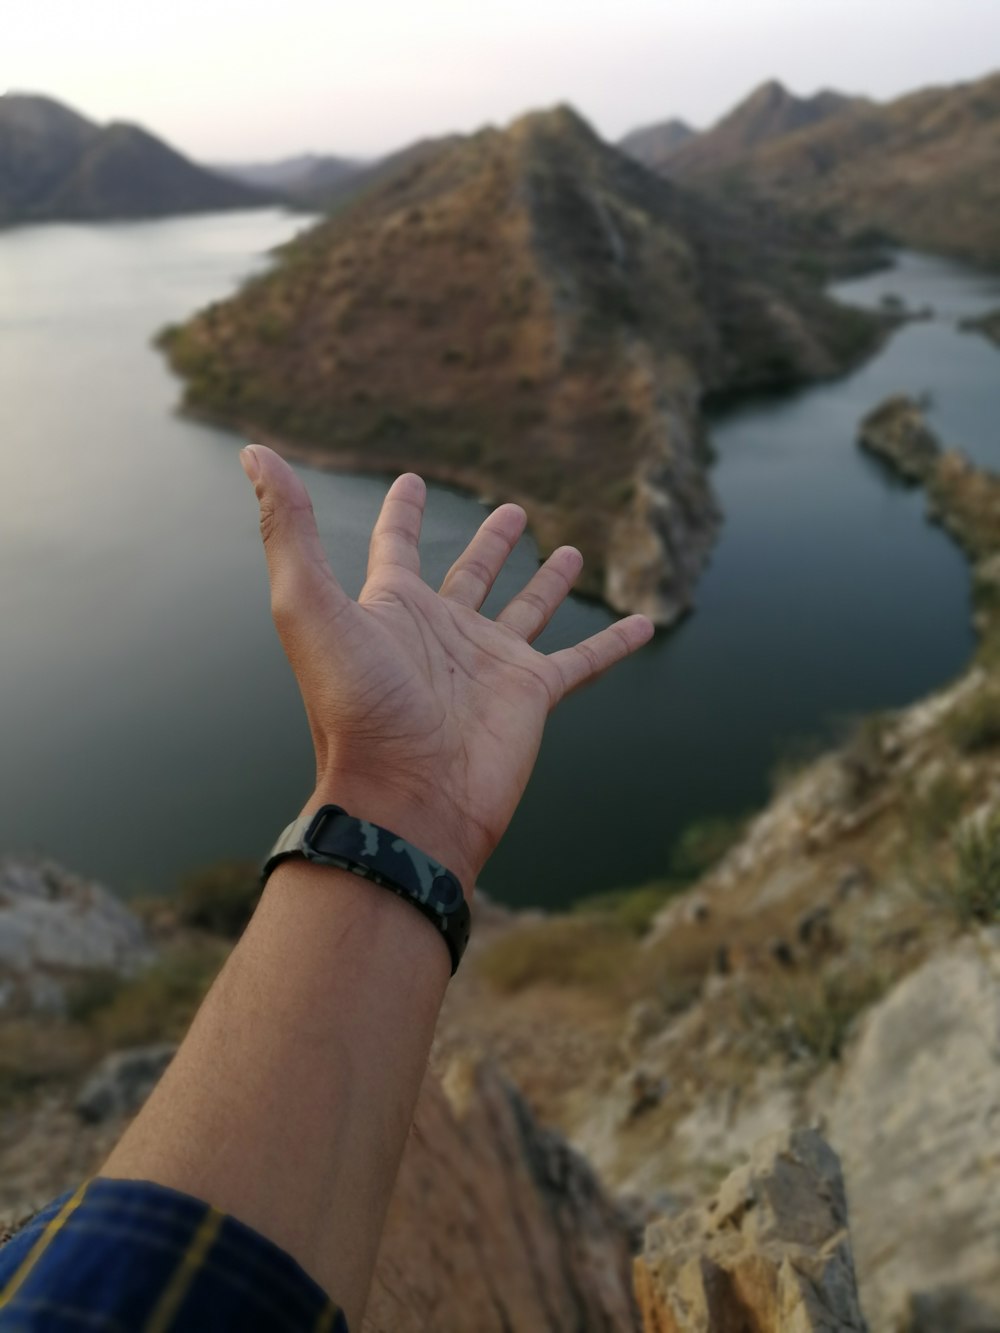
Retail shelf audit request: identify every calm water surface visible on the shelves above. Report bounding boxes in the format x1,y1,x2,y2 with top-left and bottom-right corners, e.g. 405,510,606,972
1,221,997,906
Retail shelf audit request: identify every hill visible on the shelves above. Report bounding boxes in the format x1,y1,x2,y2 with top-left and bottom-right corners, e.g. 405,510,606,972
212,153,363,195
291,135,461,213
160,105,883,623
0,93,270,224
661,70,1000,266
618,117,696,171
663,80,862,179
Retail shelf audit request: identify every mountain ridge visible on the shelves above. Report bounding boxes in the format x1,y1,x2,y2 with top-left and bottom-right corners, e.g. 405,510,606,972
659,79,865,179
655,69,1000,265
0,92,271,224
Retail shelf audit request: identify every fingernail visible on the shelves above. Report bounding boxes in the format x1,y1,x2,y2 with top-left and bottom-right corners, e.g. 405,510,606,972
240,445,260,483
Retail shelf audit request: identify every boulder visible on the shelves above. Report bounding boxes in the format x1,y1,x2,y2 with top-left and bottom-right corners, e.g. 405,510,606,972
0,860,152,1015
364,1059,640,1332
826,934,1000,1331
75,1044,177,1124
634,1128,867,1332
858,396,941,483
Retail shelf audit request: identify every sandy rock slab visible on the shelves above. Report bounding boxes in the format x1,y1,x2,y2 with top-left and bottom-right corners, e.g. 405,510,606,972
365,1058,641,1333
0,860,152,1015
634,1128,867,1333
827,933,1000,1332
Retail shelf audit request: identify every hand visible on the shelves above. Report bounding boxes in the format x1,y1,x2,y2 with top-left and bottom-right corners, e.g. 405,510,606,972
240,444,654,891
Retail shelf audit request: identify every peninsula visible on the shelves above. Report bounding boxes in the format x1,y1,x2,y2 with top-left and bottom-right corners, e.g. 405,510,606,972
160,106,881,622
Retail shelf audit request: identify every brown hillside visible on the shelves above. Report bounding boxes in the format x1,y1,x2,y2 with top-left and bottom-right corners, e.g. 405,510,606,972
161,106,881,621
664,71,1000,266
664,80,863,180
618,118,696,172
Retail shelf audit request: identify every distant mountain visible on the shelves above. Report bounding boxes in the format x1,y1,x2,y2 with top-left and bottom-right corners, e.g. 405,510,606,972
160,105,881,623
664,80,863,180
618,118,697,171
0,93,270,224
658,70,1000,266
213,153,364,196
292,135,461,212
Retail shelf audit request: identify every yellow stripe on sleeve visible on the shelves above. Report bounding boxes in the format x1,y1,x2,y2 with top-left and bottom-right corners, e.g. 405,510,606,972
0,1181,90,1309
314,1300,342,1333
143,1205,222,1333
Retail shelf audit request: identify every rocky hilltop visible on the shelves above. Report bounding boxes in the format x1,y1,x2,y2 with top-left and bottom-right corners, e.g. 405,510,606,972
161,105,881,622
0,862,868,1332
628,81,862,179
653,70,1000,267
0,93,269,224
618,119,697,173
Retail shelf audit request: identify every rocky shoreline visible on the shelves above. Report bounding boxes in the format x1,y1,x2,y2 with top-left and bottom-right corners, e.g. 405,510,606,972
960,307,1000,348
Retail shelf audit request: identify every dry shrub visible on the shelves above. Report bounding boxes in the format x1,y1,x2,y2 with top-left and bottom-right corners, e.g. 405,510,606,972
478,917,636,995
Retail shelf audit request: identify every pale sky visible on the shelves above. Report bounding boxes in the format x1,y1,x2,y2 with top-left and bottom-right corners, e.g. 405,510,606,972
5,0,1000,163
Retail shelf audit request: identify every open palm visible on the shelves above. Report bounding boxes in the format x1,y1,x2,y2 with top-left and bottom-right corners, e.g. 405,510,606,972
242,445,654,891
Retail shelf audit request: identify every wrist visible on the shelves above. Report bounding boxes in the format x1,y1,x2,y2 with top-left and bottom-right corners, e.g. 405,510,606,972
300,779,479,898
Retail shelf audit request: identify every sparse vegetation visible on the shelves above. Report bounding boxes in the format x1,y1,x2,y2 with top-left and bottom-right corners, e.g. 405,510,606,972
945,811,1000,924
668,814,747,881
748,967,890,1065
946,685,1000,754
79,941,227,1050
903,769,967,845
479,917,635,994
177,860,261,938
572,881,681,936
838,714,893,804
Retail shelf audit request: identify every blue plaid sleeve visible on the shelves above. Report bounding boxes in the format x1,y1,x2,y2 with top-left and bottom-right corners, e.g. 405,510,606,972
0,1177,348,1331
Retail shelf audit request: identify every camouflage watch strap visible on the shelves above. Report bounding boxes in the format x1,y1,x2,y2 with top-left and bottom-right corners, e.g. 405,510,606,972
261,805,471,975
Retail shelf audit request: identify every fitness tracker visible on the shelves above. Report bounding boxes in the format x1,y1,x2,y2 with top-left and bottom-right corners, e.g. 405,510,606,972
262,804,471,974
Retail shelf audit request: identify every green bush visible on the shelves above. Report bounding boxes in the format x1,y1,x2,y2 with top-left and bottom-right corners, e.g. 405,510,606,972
946,686,1000,753
904,770,966,844
750,968,889,1065
572,881,681,937
89,944,227,1048
177,860,261,938
946,812,1000,924
669,815,747,882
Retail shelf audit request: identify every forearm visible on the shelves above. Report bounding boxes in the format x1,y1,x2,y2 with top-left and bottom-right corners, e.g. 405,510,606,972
101,815,452,1329
96,447,650,1331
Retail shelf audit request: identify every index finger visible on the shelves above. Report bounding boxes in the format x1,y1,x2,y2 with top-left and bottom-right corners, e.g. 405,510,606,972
367,474,426,579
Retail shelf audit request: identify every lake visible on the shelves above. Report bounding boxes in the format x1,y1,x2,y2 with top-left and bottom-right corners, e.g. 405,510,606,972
1,217,997,907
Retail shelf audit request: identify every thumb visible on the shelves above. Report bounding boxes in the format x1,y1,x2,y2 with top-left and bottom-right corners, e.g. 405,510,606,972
240,444,348,621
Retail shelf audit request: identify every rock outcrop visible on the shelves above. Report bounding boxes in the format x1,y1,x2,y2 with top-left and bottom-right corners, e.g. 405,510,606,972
634,1128,867,1332
825,936,1000,1332
857,395,941,483
75,1044,177,1124
961,309,1000,349
365,1058,640,1332
0,860,152,1015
